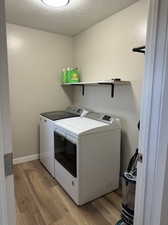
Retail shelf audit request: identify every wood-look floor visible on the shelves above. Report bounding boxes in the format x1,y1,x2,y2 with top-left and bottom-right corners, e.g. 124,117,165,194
14,160,122,225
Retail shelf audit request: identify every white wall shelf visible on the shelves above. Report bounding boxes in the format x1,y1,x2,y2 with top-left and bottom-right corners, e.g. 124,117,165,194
62,80,130,98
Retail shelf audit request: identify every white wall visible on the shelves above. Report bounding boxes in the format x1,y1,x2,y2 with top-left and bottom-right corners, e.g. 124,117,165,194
72,0,148,171
7,24,73,159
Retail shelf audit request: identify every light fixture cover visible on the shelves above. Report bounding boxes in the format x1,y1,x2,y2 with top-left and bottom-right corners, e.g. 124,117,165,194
41,0,70,7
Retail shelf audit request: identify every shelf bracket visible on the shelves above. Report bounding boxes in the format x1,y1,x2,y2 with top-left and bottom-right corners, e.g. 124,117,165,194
81,85,85,96
73,84,85,96
111,83,114,98
98,82,115,98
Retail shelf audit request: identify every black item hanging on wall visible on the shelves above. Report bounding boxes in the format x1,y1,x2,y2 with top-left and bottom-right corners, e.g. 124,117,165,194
132,46,146,54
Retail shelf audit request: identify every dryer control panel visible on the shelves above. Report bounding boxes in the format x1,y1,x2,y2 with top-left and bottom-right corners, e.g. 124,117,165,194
102,115,113,122
85,112,116,124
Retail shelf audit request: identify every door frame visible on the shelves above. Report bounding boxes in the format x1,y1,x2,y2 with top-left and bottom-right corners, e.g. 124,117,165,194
134,0,168,224
0,148,8,225
0,0,16,225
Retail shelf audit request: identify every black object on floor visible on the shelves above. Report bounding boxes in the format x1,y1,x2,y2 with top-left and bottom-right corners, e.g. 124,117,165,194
115,122,139,225
115,219,126,225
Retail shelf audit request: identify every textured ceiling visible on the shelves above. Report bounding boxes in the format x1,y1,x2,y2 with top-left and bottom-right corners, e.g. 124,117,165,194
5,0,138,36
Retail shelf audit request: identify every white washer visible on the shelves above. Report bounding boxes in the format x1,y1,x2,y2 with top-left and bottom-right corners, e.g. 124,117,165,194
53,112,121,205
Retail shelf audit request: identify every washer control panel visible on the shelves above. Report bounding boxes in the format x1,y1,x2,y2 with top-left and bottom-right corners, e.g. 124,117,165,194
66,106,83,115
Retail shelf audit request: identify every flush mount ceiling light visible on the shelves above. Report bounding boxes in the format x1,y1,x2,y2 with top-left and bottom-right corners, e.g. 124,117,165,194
41,0,70,8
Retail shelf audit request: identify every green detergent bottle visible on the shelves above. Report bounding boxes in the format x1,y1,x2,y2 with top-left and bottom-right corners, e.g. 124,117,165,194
69,68,80,83
61,68,68,83
66,67,72,83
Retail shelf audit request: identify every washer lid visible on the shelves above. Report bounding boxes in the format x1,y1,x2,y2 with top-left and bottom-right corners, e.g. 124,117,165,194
54,117,120,136
40,111,77,121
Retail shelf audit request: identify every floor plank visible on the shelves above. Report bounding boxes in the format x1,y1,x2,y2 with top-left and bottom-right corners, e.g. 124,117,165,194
14,160,122,225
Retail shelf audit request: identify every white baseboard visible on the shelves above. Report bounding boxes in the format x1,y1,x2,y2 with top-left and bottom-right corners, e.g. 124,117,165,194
13,154,39,165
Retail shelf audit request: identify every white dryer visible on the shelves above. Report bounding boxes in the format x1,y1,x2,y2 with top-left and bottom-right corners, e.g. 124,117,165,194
53,112,121,205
